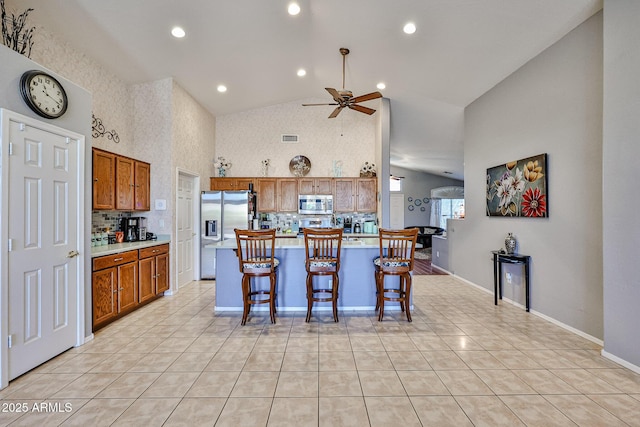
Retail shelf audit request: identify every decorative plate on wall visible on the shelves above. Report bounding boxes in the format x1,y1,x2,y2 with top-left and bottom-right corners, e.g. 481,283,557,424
414,199,422,206
289,155,311,176
423,197,431,203
408,205,415,211
420,206,426,212
407,197,413,202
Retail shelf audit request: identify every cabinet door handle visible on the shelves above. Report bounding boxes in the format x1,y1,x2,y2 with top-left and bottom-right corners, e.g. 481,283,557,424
119,288,124,291
93,178,98,182
152,249,159,253
113,289,118,294
113,257,123,262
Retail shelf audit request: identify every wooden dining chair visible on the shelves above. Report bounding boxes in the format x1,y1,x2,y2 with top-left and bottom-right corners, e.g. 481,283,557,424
234,228,278,325
373,227,418,322
303,228,343,322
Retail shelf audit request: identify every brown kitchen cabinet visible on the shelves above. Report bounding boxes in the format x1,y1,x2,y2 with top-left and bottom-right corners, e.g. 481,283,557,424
334,179,356,212
115,156,134,209
210,177,255,191
91,250,138,329
134,161,151,210
139,244,170,303
93,148,150,211
278,178,299,212
257,178,277,212
333,178,377,212
355,178,377,212
92,149,116,210
299,178,333,195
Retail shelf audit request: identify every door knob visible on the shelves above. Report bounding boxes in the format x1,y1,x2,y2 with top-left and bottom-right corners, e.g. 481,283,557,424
67,250,80,258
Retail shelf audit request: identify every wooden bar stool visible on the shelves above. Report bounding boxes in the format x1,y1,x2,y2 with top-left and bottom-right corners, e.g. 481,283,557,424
303,228,343,322
374,228,418,322
234,228,278,325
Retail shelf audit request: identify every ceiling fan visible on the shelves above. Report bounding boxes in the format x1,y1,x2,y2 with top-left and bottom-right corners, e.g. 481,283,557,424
303,48,382,118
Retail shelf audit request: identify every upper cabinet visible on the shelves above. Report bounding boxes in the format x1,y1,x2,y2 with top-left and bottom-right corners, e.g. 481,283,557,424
210,177,255,191
299,178,333,195
257,178,277,212
92,149,116,210
277,178,299,212
93,148,151,211
334,178,377,213
134,161,151,211
355,178,377,212
212,176,377,214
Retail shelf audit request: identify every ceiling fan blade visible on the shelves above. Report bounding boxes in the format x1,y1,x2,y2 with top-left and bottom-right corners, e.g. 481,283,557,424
348,104,376,115
328,106,344,118
350,91,382,104
325,88,343,103
302,103,339,106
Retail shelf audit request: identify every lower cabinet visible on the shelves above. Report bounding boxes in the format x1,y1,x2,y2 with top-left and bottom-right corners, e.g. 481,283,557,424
92,243,170,331
139,244,170,303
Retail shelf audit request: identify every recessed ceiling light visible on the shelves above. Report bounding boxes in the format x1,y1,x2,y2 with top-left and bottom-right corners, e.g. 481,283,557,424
171,27,186,38
288,3,300,15
377,82,386,90
403,22,416,35
297,68,306,77
217,85,227,93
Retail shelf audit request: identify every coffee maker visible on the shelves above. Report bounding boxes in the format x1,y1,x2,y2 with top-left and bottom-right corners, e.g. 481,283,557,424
120,217,147,242
343,216,353,234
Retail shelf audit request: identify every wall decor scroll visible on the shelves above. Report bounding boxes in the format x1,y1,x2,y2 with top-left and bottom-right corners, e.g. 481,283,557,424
92,113,120,143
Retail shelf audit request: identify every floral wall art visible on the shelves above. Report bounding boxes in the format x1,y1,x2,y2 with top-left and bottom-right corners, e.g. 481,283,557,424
486,153,548,217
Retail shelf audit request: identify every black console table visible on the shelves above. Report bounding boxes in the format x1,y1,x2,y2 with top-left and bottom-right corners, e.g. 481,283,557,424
491,251,531,312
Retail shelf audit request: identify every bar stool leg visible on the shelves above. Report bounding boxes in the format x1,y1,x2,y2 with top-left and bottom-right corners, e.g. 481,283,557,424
332,272,339,322
305,273,313,323
269,272,276,324
378,274,385,322
241,275,251,326
404,273,412,322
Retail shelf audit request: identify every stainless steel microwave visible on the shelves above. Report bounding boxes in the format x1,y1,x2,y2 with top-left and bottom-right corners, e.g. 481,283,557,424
298,195,333,214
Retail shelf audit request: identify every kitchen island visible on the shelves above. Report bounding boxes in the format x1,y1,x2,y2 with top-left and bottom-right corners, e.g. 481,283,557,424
214,235,412,312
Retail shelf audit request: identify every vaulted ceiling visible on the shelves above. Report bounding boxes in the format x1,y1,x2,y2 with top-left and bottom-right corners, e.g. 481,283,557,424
20,0,601,180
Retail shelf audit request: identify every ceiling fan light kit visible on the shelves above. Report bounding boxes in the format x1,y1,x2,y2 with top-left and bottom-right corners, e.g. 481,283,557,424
303,47,382,118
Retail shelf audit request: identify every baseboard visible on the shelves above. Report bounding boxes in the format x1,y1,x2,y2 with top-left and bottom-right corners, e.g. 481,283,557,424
601,350,640,374
431,264,452,274
452,274,603,347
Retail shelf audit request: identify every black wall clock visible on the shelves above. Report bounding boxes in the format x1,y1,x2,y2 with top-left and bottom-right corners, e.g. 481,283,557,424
20,70,68,119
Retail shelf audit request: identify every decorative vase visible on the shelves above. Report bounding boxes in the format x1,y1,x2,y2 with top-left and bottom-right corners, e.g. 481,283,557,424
505,232,517,254
218,167,226,177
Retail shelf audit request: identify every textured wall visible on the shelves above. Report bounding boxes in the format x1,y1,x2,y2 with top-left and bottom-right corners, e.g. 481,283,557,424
215,98,379,178
26,22,134,157
172,80,216,191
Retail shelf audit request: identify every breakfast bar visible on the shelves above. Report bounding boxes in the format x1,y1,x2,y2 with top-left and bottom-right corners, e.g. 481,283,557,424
214,236,387,312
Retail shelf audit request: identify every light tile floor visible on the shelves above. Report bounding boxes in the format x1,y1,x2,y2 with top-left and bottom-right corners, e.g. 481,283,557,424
1,275,640,426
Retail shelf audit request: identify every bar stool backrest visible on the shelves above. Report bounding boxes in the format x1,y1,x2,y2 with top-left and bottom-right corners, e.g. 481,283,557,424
234,229,276,274
377,228,418,272
303,228,343,272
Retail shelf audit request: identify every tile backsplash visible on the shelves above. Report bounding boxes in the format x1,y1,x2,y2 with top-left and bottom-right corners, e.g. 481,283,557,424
92,211,133,232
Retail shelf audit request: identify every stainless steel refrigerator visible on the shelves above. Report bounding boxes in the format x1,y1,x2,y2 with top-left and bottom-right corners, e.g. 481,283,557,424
200,191,250,279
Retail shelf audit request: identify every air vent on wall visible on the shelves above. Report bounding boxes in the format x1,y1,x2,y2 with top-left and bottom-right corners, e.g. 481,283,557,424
281,134,299,143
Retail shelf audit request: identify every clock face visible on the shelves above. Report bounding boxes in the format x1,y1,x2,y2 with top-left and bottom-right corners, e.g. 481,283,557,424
20,70,68,119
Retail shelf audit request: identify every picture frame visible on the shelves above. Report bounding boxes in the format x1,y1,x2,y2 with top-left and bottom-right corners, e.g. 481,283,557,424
486,153,548,217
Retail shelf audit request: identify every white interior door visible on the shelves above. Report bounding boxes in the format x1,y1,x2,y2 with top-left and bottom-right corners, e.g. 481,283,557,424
389,193,405,229
177,172,196,288
7,119,80,380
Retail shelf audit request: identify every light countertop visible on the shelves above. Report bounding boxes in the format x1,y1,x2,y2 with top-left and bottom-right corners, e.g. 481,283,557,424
212,236,380,249
91,236,171,258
